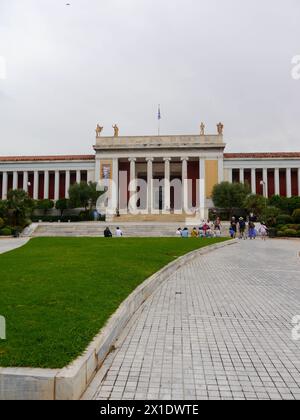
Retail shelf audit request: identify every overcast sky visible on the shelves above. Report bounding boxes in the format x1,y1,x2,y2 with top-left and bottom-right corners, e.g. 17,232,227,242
0,0,299,156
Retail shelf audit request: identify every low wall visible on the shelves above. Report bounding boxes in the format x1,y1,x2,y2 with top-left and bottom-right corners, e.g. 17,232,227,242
0,239,236,400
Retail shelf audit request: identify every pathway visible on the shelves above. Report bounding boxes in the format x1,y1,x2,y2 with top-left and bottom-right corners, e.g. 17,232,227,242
83,239,300,400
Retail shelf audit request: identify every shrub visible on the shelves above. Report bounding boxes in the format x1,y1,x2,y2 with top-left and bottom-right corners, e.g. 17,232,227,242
0,227,12,236
276,214,293,225
282,229,298,237
0,217,4,229
292,209,300,224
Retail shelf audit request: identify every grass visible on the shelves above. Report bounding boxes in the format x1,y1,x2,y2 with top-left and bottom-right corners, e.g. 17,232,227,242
0,237,227,368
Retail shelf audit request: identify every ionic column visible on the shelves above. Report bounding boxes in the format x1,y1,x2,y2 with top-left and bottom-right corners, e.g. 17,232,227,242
181,157,189,213
112,158,119,211
54,171,60,201
23,171,28,193
44,171,49,199
2,172,7,200
275,168,280,195
286,168,292,198
164,158,171,212
263,168,268,198
33,171,39,200
199,158,206,219
65,170,70,199
13,171,18,190
128,158,136,212
251,168,256,194
146,158,153,213
239,168,244,184
76,170,81,184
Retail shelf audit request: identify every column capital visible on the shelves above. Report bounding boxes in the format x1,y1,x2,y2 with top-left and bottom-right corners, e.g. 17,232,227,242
163,157,171,162
181,157,189,162
146,157,154,162
128,157,136,162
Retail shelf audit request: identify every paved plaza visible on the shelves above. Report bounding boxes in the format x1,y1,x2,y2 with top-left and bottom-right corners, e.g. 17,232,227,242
83,239,300,400
0,238,29,255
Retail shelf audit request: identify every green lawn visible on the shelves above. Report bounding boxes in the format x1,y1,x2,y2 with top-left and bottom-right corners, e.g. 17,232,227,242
0,237,227,368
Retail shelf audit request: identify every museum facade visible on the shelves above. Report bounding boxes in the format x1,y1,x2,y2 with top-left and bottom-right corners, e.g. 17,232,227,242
0,131,300,218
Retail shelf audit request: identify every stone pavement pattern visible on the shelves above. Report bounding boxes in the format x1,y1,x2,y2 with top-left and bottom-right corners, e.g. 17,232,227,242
0,238,29,254
83,239,300,400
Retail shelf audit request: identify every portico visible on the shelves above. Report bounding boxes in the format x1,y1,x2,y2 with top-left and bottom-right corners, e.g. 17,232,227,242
94,134,226,219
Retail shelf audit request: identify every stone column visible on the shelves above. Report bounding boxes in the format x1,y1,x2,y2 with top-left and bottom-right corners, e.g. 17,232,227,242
263,168,268,198
76,170,81,184
128,158,136,212
218,157,224,183
13,171,18,190
164,158,171,212
181,157,189,213
23,171,28,193
54,171,60,201
274,168,280,195
146,158,153,214
239,168,244,184
2,172,7,200
286,168,292,198
199,158,206,219
44,171,49,199
227,168,233,183
65,170,70,199
251,168,256,194
33,171,39,200
112,158,119,211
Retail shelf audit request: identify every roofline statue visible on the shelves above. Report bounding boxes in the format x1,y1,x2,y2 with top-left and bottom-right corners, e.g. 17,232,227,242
112,124,119,137
95,124,103,138
217,122,224,135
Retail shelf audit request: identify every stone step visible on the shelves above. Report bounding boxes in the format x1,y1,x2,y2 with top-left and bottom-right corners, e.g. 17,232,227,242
31,222,230,238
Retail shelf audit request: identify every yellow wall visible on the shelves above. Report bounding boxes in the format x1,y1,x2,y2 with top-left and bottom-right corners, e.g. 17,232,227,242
205,160,218,198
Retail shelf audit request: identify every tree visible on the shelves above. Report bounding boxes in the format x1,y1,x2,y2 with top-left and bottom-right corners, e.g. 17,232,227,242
35,199,54,215
7,189,34,227
68,182,102,211
55,199,69,217
243,194,267,217
212,182,250,217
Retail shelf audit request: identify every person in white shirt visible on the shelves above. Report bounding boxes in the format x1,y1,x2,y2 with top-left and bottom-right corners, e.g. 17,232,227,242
115,227,123,237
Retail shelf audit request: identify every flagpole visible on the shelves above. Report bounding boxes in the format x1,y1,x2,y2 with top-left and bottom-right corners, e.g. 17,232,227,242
158,104,160,136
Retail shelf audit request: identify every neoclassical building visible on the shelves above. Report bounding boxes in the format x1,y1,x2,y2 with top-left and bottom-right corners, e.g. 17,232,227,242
0,130,300,219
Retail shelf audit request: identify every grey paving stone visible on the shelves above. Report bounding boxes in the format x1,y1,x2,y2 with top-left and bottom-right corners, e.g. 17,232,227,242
83,240,300,401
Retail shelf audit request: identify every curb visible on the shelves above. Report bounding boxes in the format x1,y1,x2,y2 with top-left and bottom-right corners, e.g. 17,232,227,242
0,239,237,400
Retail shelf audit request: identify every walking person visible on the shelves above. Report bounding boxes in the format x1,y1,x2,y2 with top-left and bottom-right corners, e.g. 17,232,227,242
238,217,246,239
258,222,268,241
230,217,237,239
248,221,256,240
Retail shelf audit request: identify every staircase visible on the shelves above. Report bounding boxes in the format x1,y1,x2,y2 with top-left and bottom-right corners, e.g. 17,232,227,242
30,221,230,238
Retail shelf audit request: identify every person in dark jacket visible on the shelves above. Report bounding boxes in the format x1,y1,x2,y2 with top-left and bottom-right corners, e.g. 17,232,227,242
104,227,112,238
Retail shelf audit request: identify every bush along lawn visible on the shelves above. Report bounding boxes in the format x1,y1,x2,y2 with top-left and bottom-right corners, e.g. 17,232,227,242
0,237,228,368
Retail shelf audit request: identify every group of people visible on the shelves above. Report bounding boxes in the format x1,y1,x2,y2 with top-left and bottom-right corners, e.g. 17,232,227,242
229,217,268,240
104,227,123,237
176,218,222,238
